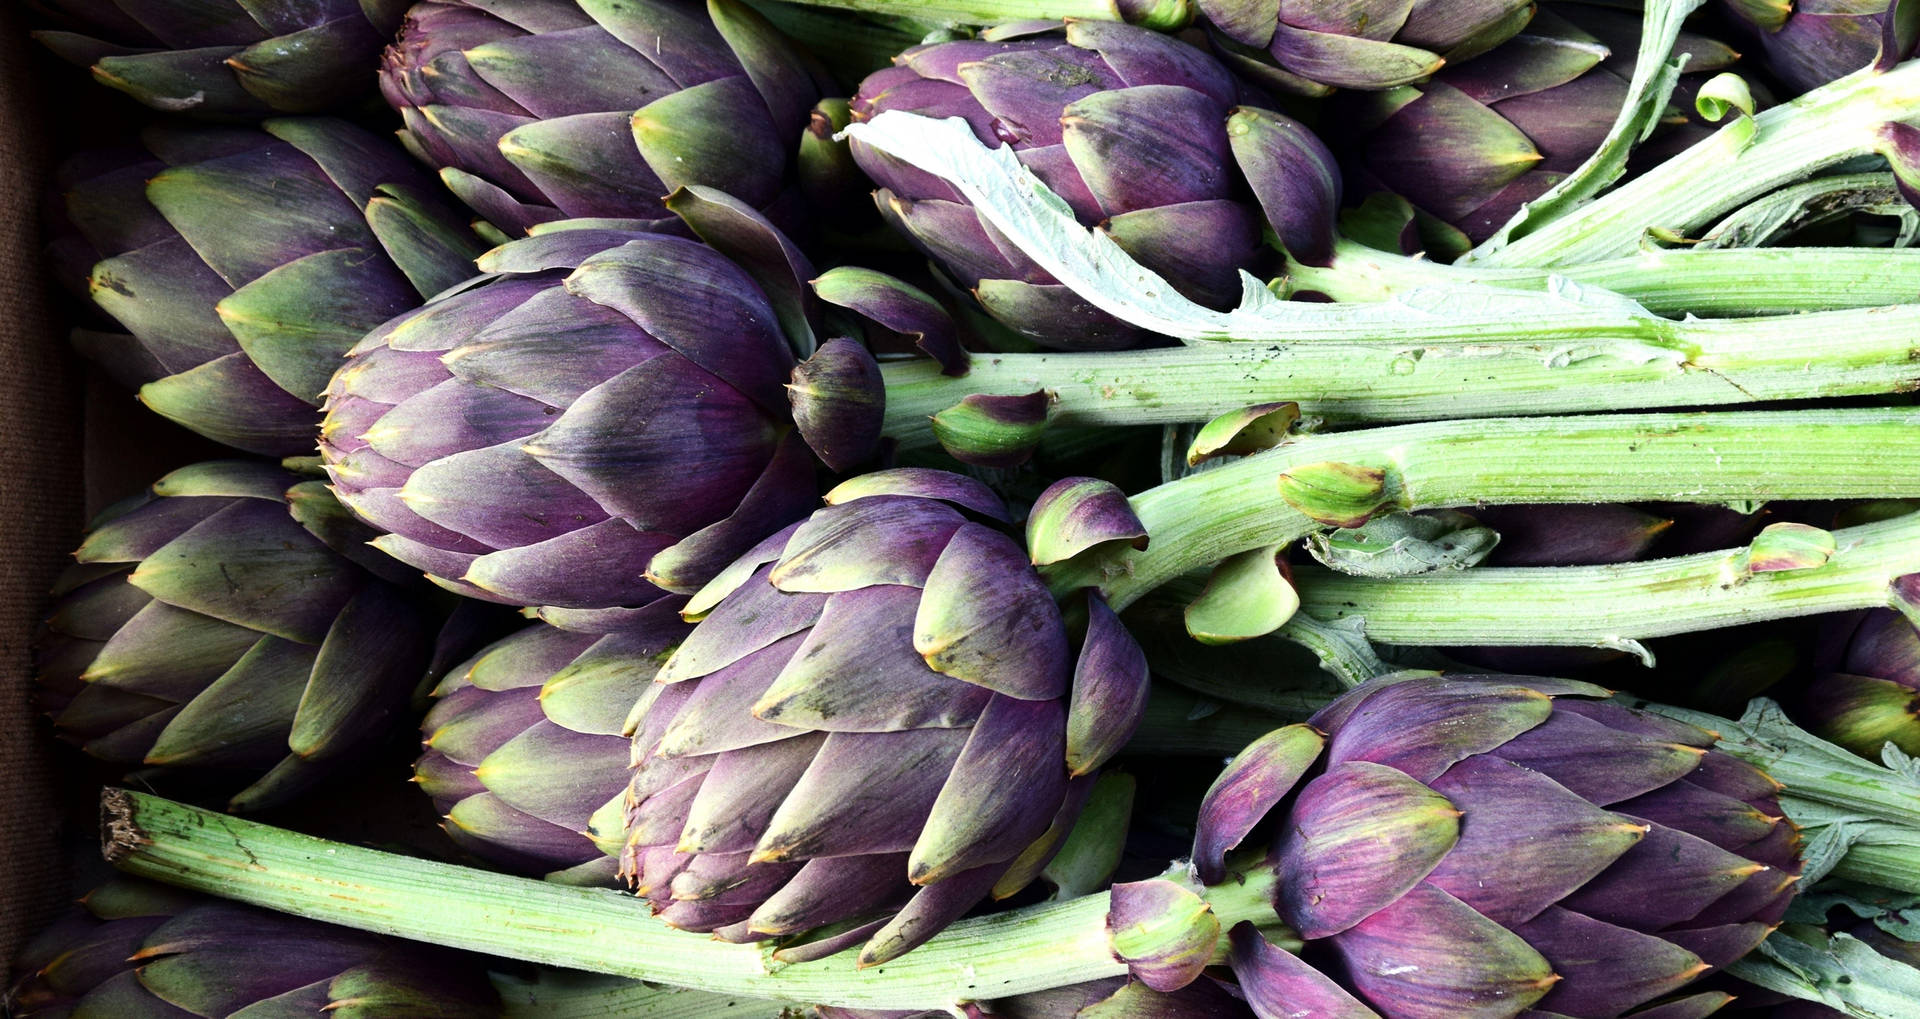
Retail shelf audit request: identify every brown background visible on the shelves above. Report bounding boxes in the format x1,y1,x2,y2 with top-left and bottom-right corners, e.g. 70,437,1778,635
0,8,87,986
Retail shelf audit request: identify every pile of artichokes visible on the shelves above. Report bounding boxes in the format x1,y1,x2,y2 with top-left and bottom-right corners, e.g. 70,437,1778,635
12,0,1920,1017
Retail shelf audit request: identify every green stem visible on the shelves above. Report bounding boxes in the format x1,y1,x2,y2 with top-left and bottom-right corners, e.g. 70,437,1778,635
103,791,1277,1010
765,0,1187,28
1289,513,1920,652
492,972,805,1019
1041,409,1920,611
1826,833,1920,895
876,305,1920,449
1283,237,1920,317
1467,62,1920,267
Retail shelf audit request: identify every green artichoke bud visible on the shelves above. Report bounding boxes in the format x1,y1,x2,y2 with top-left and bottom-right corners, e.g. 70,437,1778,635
34,461,442,810
6,878,502,1016
49,119,483,455
378,0,823,239
27,0,407,118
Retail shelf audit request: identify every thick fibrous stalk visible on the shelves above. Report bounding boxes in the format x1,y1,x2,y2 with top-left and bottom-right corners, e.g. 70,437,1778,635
875,306,1920,447
1040,408,1920,609
1289,512,1920,649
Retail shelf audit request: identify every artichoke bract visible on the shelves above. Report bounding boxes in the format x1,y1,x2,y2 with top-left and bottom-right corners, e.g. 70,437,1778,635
416,601,691,883
28,0,407,118
1163,674,1800,1019
1198,0,1533,94
1803,606,1920,760
849,21,1277,350
50,118,483,456
6,878,501,1017
34,461,440,811
319,213,822,616
378,0,821,239
1332,5,1741,252
1718,0,1884,95
620,469,1149,966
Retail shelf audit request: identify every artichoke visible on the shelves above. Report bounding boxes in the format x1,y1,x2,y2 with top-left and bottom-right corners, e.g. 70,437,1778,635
6,878,501,1016
1163,673,1800,1019
34,461,440,810
1718,0,1884,95
619,468,1149,966
1198,0,1533,94
27,0,406,118
849,20,1282,350
378,0,821,239
50,118,483,455
318,209,825,617
1332,4,1741,253
416,602,690,883
1803,606,1920,760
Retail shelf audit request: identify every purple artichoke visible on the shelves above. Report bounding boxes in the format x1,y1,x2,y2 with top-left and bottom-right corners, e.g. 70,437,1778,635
49,118,483,456
849,21,1281,350
33,461,443,811
1198,0,1533,94
1333,4,1742,252
6,878,501,1016
319,212,823,617
619,469,1150,966
27,0,407,118
378,0,821,239
1803,607,1920,760
1167,674,1801,1019
1719,0,1885,95
416,601,691,883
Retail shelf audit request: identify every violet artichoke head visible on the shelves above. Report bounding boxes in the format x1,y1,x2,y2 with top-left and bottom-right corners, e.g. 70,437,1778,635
28,0,407,118
319,213,823,617
378,0,820,239
1803,605,1920,760
849,21,1273,350
416,601,691,883
620,469,1150,966
1172,674,1801,1019
1198,0,1533,94
1333,5,1740,253
50,119,483,456
1719,0,1885,95
34,461,440,811
6,878,501,1016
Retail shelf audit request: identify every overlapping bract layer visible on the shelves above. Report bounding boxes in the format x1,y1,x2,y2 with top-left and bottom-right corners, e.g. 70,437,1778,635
1199,0,1533,94
6,878,501,1017
620,469,1149,966
29,0,407,118
1719,0,1886,95
319,224,817,615
1333,5,1740,251
417,601,690,883
1190,675,1799,1019
34,461,438,811
849,20,1270,350
378,0,819,238
1804,606,1920,759
50,118,481,455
